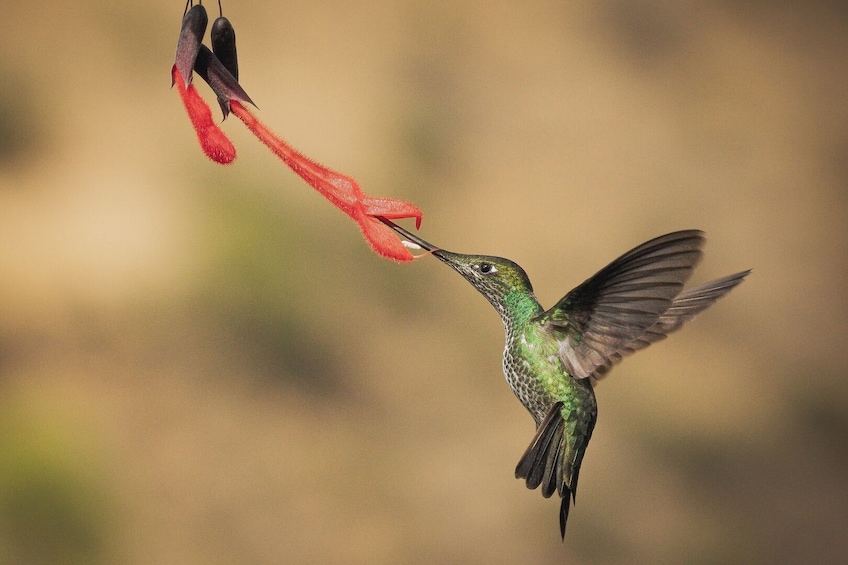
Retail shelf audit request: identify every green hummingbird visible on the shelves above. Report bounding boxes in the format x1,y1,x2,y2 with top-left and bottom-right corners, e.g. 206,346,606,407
382,220,749,539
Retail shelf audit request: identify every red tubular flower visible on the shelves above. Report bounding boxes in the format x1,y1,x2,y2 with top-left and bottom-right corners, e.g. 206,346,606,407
229,101,422,261
172,2,424,261
172,4,236,164
172,66,236,164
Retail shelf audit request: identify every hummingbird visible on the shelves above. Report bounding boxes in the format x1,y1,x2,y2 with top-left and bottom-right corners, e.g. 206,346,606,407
381,219,749,539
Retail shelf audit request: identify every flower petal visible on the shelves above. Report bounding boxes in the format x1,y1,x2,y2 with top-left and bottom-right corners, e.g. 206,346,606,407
357,214,415,262
360,196,423,228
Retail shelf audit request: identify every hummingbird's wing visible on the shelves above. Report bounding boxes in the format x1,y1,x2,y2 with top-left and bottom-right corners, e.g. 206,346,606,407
590,270,751,381
536,230,705,381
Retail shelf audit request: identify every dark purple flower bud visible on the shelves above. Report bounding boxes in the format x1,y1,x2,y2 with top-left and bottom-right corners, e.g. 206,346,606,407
211,17,239,81
194,45,255,118
173,4,208,87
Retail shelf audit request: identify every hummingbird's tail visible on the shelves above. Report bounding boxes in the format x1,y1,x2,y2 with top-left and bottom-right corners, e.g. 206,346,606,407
515,401,596,540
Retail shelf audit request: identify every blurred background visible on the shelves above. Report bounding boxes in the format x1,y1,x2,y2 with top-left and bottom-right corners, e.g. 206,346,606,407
1,0,847,563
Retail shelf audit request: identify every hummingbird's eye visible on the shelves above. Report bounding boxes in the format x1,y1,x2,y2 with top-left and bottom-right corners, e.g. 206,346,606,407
479,262,497,274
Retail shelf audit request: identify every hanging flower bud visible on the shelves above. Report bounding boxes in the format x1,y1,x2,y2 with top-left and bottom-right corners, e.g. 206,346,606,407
211,16,239,81
173,4,208,87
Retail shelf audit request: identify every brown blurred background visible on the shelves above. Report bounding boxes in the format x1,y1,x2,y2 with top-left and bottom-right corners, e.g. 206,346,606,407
1,0,847,563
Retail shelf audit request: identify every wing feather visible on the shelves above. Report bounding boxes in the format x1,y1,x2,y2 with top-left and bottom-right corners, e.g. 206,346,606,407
537,231,706,380
590,269,751,381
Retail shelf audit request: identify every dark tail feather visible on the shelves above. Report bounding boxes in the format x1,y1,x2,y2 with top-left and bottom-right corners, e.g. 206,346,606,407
560,497,570,540
516,402,591,539
517,408,561,491
516,403,566,495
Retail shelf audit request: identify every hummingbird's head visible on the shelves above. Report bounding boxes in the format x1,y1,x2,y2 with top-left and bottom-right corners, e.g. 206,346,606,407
430,251,534,309
379,219,534,312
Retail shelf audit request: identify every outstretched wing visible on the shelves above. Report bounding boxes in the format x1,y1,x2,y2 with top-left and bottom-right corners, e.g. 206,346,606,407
536,231,705,380
589,270,751,380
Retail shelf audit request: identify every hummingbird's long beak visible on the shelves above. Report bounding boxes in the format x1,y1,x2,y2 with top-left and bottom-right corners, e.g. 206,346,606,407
378,218,471,279
378,217,441,254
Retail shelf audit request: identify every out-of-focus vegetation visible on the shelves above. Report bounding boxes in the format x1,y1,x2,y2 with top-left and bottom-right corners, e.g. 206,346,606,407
1,1,847,563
